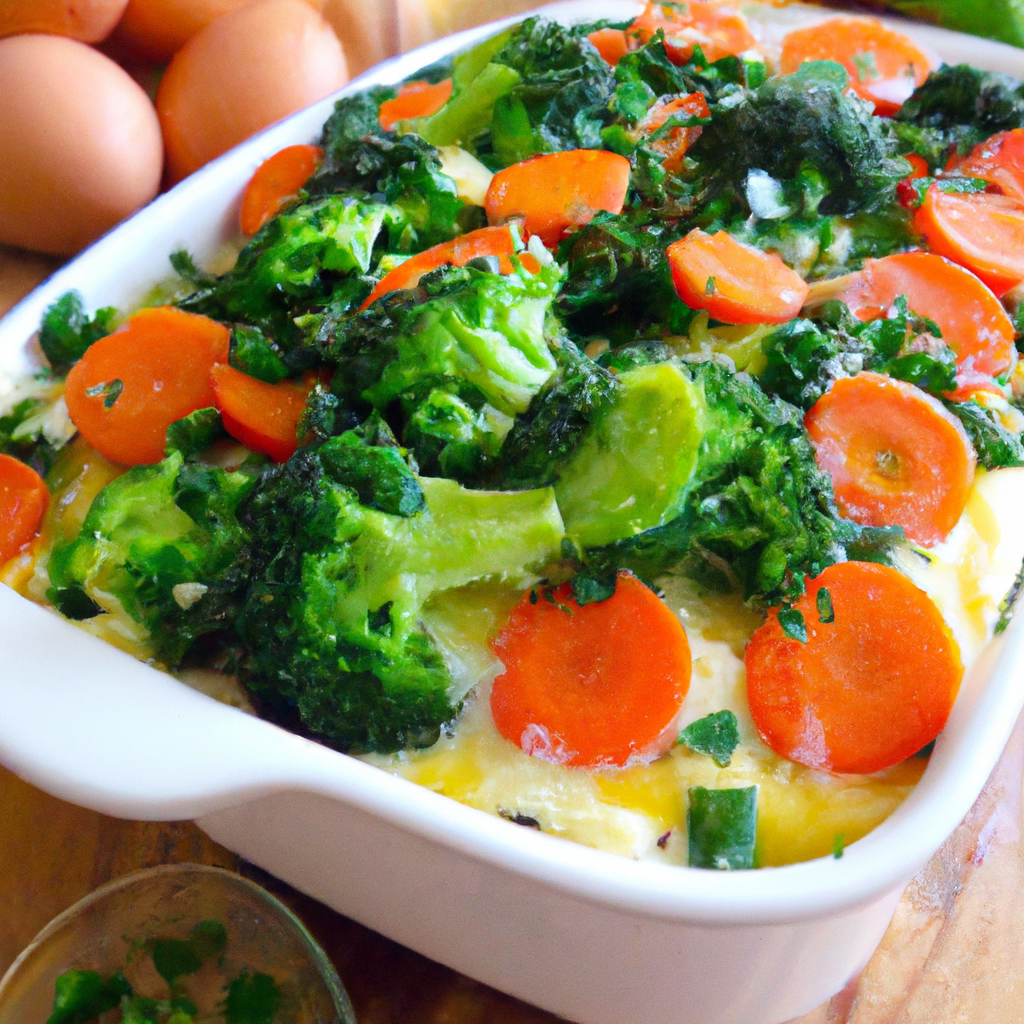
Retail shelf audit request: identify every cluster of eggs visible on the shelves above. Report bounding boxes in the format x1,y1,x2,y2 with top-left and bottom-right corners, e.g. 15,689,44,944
0,0,353,256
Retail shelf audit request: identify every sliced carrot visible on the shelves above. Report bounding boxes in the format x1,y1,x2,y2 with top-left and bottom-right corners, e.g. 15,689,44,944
638,92,710,173
378,79,453,132
490,572,692,769
837,251,1017,380
913,185,1024,297
485,150,631,248
667,228,809,325
359,224,540,311
64,307,230,467
210,364,320,463
952,129,1024,207
805,372,975,547
240,144,324,237
779,17,933,116
745,561,962,775
627,1,757,65
587,27,631,66
0,454,48,567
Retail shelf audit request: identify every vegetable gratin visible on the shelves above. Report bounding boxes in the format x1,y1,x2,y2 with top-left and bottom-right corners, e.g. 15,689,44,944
4,1,1024,871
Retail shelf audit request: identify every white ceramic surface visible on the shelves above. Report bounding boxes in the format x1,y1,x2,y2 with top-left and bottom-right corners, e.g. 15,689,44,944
1,5,1023,1023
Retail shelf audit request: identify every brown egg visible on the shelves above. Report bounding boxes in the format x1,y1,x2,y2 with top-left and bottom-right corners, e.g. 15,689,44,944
0,35,163,256
157,0,348,185
112,0,252,63
0,0,129,43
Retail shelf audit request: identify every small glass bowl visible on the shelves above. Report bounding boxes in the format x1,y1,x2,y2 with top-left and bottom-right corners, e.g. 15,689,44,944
0,863,355,1023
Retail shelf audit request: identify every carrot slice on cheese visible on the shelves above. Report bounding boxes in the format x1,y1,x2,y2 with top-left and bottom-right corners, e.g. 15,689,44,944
746,561,962,775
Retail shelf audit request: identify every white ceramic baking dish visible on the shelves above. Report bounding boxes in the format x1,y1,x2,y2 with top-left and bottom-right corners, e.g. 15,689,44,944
2,5,1023,1023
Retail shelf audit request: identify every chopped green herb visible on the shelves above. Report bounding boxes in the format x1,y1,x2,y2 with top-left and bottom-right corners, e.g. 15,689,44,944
778,607,808,643
39,291,116,374
687,786,758,870
833,832,845,859
678,710,740,767
816,587,834,624
851,50,878,83
224,971,281,1024
152,919,227,985
705,275,716,295
84,378,123,409
165,408,223,459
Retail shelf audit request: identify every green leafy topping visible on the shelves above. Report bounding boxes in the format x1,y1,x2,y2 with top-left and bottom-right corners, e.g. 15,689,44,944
778,606,808,643
165,408,223,459
152,919,228,985
224,971,281,1024
678,710,740,767
945,399,1024,469
816,586,835,624
687,785,758,870
84,378,123,409
833,832,846,859
39,291,116,373
47,970,131,1024
231,325,290,384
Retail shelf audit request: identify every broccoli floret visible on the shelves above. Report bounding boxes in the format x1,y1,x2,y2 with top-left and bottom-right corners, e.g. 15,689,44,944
567,361,900,604
497,337,621,489
555,361,706,548
760,297,957,409
312,88,471,246
39,291,116,373
308,261,562,478
237,433,564,752
47,451,255,663
177,196,395,348
689,62,910,219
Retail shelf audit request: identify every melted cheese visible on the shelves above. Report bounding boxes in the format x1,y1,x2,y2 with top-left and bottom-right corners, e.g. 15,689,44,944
366,469,1024,866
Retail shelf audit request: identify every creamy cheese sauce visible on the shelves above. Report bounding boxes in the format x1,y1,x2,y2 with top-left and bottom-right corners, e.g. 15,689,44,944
363,468,1024,866
6,441,1023,868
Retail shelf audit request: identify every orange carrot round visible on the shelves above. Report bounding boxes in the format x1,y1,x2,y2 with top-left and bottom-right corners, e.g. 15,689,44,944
805,372,976,547
240,143,323,236
64,306,230,467
745,561,962,775
378,79,453,131
627,1,757,65
0,454,48,567
779,17,933,116
485,149,631,248
211,364,319,462
638,92,710,173
913,185,1024,297
951,128,1024,207
837,251,1016,380
587,27,631,66
667,228,809,324
490,572,692,769
360,223,540,311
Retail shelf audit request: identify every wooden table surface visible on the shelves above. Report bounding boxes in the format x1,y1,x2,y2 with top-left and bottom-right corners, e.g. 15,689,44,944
4,238,1024,1024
